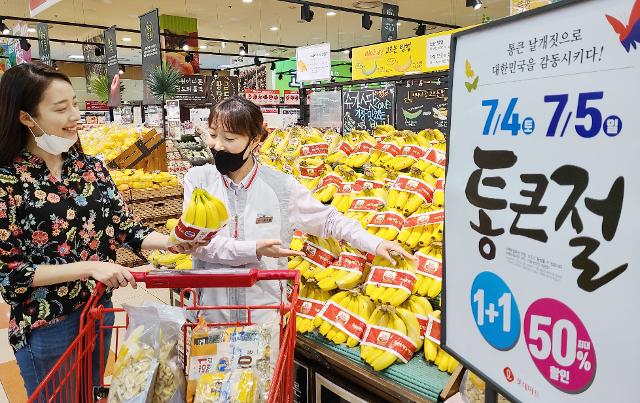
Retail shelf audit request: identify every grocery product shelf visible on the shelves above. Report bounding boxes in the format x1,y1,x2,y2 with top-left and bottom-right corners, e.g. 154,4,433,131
297,333,452,402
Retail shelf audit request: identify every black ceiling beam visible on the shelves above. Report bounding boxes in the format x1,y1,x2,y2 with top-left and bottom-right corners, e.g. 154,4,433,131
276,0,459,29
0,34,288,60
0,14,297,49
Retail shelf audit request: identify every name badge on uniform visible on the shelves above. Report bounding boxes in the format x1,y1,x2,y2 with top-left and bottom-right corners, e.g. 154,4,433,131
256,214,273,224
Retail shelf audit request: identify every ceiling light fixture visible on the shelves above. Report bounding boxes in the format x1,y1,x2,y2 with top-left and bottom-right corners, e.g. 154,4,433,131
94,44,104,57
342,49,350,54
466,0,483,10
254,56,261,66
122,37,132,42
118,65,125,74
415,23,426,36
27,27,36,33
182,42,189,51
242,0,253,3
185,52,194,62
301,3,314,22
278,73,283,80
221,41,226,49
270,26,279,31
362,13,372,30
0,20,10,35
234,68,240,76
53,62,59,70
270,62,276,70
326,11,336,16
348,49,352,59
212,69,218,78
68,55,85,60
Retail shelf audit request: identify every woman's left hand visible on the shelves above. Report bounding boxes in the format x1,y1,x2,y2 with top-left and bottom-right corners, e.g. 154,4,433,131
375,240,415,266
171,241,209,254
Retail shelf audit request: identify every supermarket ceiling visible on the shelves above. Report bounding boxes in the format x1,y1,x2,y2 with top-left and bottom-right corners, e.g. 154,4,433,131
0,0,509,69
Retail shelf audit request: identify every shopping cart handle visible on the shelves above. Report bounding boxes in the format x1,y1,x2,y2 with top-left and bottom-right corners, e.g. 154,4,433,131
131,269,298,288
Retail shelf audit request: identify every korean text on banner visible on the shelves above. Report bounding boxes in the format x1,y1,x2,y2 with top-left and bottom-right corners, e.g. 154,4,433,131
296,43,331,82
444,0,640,402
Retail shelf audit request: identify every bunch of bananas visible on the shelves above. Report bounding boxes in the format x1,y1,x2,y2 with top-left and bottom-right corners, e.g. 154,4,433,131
365,255,416,306
298,161,330,190
314,289,375,347
289,230,306,252
182,188,229,230
400,295,434,351
296,279,332,334
366,208,406,241
373,124,396,140
344,130,378,168
326,136,354,165
194,370,258,403
388,168,437,216
110,169,180,192
147,251,192,270
383,130,432,171
343,186,388,228
423,310,459,373
313,244,369,291
370,132,404,168
413,245,443,298
397,206,443,249
433,178,445,208
360,305,421,371
412,140,447,179
288,236,340,279
329,167,360,212
260,128,288,158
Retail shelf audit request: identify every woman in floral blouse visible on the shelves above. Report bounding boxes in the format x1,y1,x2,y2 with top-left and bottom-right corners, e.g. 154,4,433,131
0,63,185,397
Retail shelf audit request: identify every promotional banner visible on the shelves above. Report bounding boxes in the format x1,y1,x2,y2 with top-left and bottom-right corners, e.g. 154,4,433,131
296,43,331,82
175,75,206,101
206,75,239,104
244,89,280,106
444,0,640,402
36,22,51,66
343,86,395,133
159,14,200,74
395,78,448,131
140,9,162,105
29,0,62,17
381,3,399,42
104,26,120,107
82,33,106,93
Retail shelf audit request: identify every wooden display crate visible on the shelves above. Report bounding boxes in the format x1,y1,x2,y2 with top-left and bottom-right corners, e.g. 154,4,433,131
120,185,183,203
115,215,177,267
109,129,169,172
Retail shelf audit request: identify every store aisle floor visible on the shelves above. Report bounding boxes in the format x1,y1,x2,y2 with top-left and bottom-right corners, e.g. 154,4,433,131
0,280,171,402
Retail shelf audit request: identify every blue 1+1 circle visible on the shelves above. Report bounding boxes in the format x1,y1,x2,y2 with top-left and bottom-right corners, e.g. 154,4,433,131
603,115,622,137
522,117,535,135
470,272,521,351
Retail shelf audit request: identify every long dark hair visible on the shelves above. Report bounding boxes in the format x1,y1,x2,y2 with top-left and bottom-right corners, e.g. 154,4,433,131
0,63,74,166
208,96,268,142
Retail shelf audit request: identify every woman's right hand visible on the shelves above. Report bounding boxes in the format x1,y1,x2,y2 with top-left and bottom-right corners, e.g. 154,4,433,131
89,262,137,289
256,239,305,259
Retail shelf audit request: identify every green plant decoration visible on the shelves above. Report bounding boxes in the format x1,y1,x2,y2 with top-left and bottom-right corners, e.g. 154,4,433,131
145,65,183,102
89,73,125,103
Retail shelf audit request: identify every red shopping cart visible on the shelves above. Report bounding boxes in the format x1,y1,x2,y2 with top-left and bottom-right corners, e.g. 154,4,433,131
27,268,299,403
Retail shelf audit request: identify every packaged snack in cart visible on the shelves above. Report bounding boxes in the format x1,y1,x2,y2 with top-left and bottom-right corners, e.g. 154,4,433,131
170,188,229,244
108,306,160,403
186,317,280,403
143,303,188,403
193,369,262,403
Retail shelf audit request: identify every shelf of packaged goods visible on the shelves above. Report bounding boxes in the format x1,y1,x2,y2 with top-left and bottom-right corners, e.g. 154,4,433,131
296,333,455,403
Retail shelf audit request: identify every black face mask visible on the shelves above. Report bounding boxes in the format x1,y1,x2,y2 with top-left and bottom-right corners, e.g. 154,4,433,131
211,141,254,176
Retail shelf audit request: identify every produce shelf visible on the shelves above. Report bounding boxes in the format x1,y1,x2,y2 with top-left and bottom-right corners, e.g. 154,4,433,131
298,332,451,402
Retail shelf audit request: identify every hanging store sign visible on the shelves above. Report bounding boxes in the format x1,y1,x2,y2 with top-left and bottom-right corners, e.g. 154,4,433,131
140,9,162,105
104,26,121,107
36,22,51,66
381,3,399,42
296,42,331,82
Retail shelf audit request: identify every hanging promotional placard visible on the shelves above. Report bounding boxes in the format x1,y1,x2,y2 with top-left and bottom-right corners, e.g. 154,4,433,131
29,0,62,17
140,9,162,105
244,89,280,105
381,3,399,42
444,0,639,401
395,78,448,131
36,22,51,66
103,26,121,108
207,75,239,104
342,86,395,133
296,43,331,82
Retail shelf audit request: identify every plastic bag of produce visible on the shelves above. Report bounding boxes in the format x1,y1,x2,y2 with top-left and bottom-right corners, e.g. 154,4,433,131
143,303,188,403
108,306,160,403
186,317,280,403
193,369,262,403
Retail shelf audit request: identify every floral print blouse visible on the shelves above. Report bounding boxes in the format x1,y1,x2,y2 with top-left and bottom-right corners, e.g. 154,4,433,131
0,148,152,351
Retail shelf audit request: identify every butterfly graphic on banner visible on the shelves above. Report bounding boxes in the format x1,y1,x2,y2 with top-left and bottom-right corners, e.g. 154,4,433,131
606,0,640,52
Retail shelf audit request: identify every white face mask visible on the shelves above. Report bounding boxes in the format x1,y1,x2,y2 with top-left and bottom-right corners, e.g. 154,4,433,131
28,116,77,155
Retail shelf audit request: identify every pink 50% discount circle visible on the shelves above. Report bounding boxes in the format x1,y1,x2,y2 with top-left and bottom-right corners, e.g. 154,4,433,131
524,298,596,394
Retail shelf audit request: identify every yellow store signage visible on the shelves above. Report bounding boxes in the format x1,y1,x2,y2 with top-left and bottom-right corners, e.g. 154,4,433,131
352,27,469,80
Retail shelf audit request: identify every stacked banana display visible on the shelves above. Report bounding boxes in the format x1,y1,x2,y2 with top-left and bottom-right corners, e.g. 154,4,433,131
423,310,459,373
181,188,229,230
261,125,455,374
147,251,193,270
314,289,375,348
296,279,332,334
